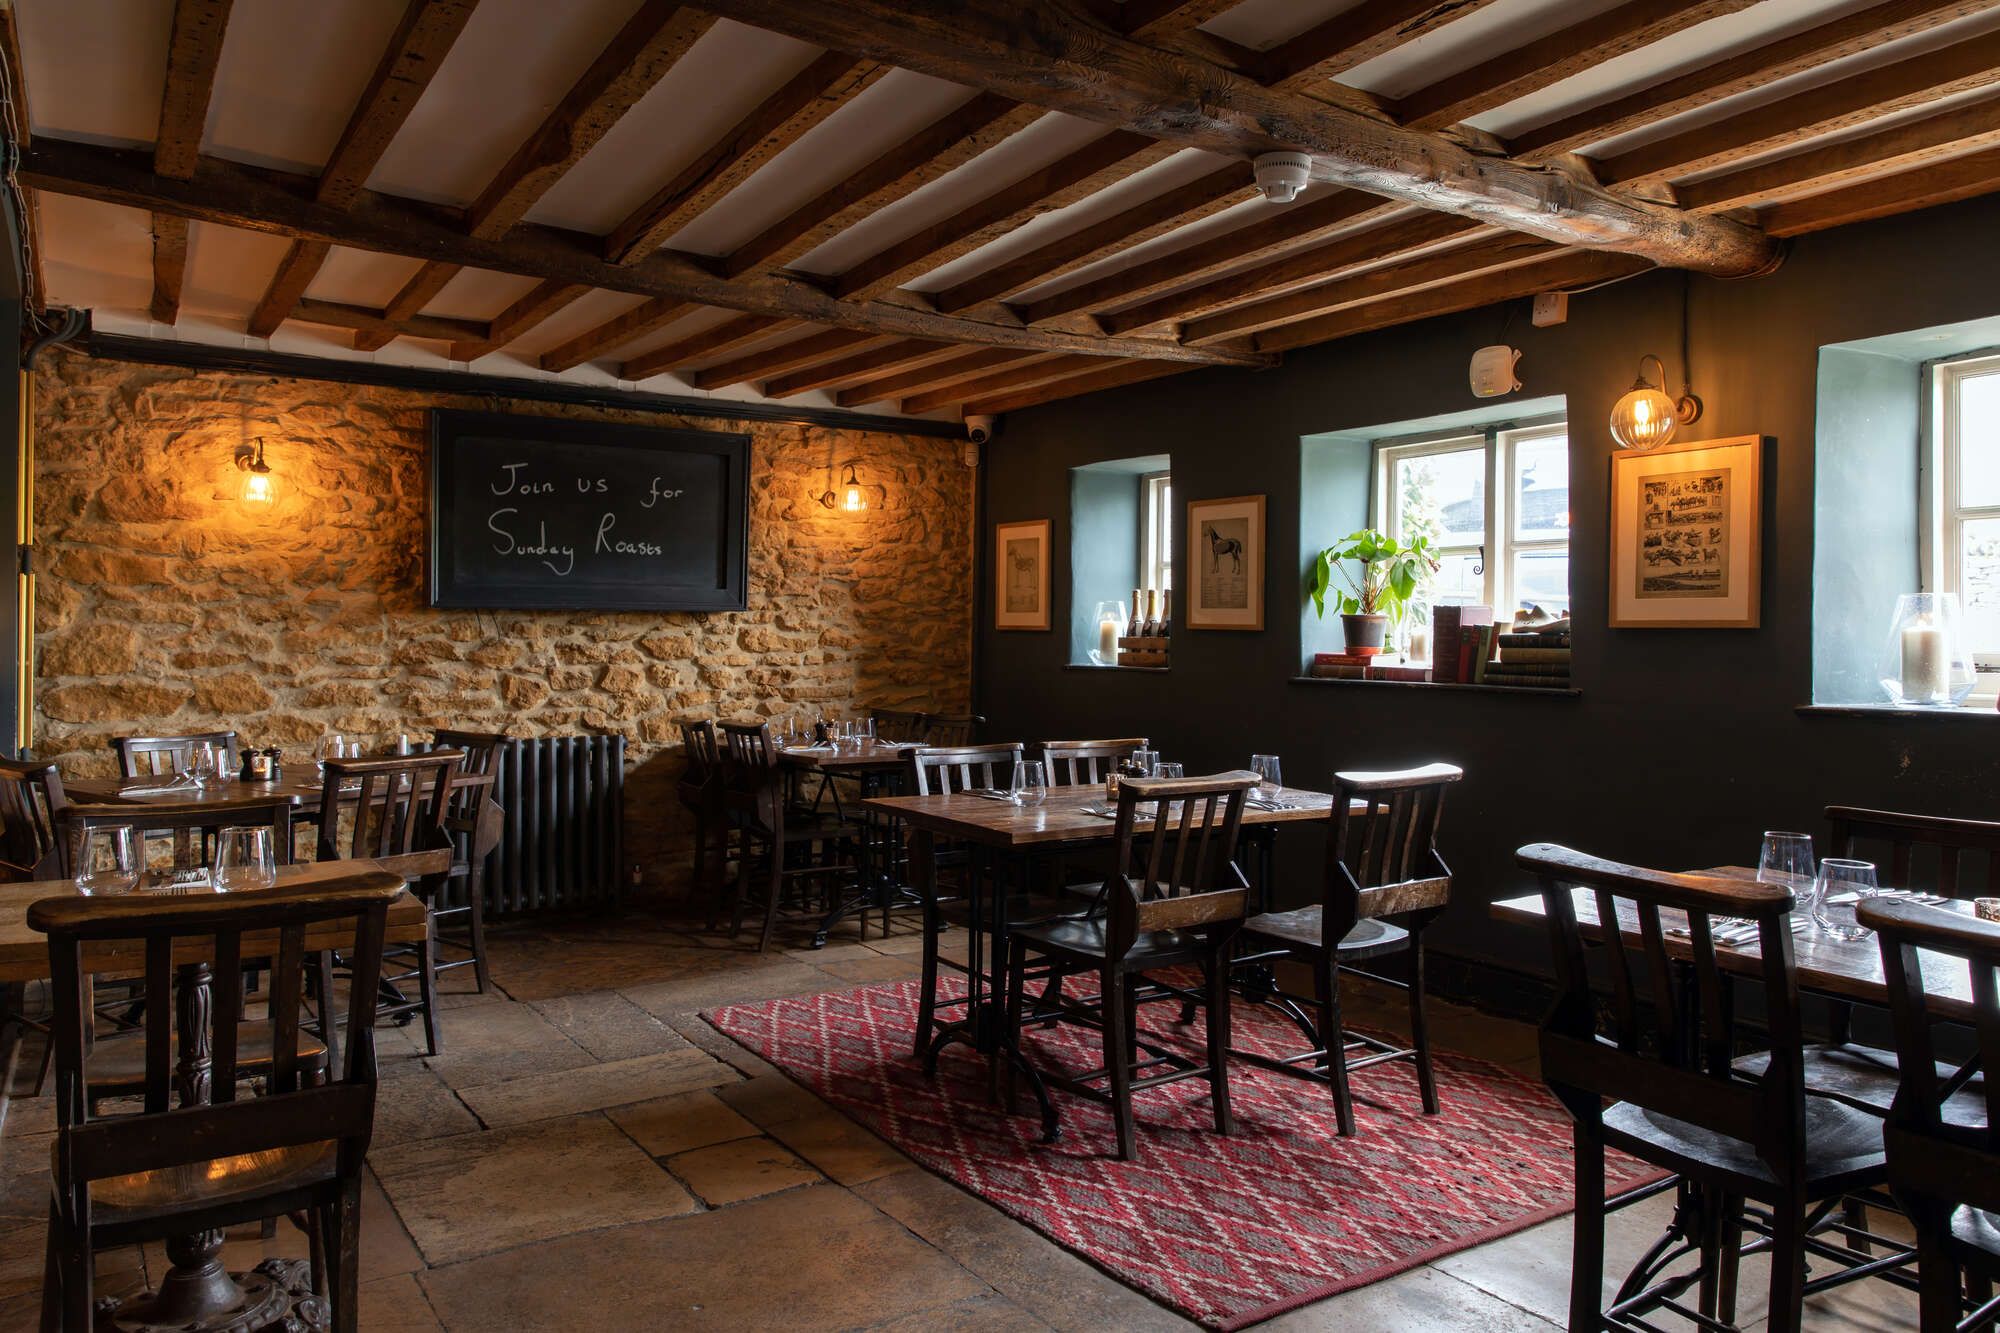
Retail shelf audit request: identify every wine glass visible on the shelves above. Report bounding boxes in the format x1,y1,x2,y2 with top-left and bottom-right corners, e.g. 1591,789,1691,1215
1250,754,1283,803
1757,831,1815,914
188,741,217,789
213,825,277,892
1130,749,1159,778
75,825,139,896
1811,858,1879,941
317,734,344,781
856,717,876,745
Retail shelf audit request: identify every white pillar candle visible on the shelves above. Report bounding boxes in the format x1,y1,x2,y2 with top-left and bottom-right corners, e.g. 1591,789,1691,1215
1408,626,1429,663
1098,616,1121,662
1901,617,1948,703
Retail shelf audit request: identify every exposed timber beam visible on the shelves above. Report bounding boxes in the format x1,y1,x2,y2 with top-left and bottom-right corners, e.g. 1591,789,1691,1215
1120,0,1239,37
450,279,589,360
606,53,888,263
20,139,1269,367
149,214,189,324
1257,0,1505,90
539,297,697,372
836,347,1041,406
292,297,487,344
694,329,886,390
354,258,465,351
155,0,233,179
248,240,331,338
1759,143,2000,236
618,313,798,380
761,338,962,397
901,353,1101,413
690,0,1776,275
962,358,1194,415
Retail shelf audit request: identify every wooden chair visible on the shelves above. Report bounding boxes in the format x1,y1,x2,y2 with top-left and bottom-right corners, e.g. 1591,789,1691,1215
1037,738,1149,787
32,867,403,1332
1860,895,2000,1333
1519,843,1896,1333
111,731,240,779
314,752,459,1059
720,722,856,953
1230,763,1461,1136
868,707,928,744
0,756,68,881
1004,770,1256,1160
922,713,985,747
677,721,729,928
429,730,507,994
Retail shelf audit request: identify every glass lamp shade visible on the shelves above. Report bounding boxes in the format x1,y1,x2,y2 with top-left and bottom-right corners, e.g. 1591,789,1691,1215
1609,384,1678,452
241,468,273,504
1878,592,1976,707
1088,600,1127,666
842,481,865,512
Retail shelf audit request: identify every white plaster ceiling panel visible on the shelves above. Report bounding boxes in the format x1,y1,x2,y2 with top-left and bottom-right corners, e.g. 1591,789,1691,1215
14,0,172,147
422,268,541,323
307,247,425,310
497,287,650,359
180,225,301,318
201,0,412,174
1338,0,1634,100
35,192,152,314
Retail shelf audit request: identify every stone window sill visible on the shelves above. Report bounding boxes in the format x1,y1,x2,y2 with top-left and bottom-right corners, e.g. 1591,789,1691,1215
1797,703,2000,721
1064,663,1170,674
1289,676,1578,697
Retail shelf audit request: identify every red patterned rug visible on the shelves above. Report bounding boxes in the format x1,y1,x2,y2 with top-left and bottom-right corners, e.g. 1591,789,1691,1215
710,978,1658,1329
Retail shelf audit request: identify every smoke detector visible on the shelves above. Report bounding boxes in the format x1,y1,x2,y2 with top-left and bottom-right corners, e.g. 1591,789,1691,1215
1252,152,1313,203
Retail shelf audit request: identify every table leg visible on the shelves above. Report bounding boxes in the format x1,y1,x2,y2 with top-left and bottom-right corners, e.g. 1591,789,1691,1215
811,771,921,948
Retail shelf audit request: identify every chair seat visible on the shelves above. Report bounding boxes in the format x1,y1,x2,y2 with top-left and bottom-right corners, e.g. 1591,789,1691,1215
1950,1206,2000,1266
1241,906,1411,960
1012,915,1204,967
81,1139,339,1225
86,1021,327,1091
1732,1043,1986,1127
1603,1091,1884,1193
940,893,1089,931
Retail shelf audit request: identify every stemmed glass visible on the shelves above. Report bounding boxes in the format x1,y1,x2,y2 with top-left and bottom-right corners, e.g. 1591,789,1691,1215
213,825,278,892
1811,858,1879,941
75,825,139,896
1250,754,1283,806
181,741,217,789
317,734,345,782
1757,831,1815,917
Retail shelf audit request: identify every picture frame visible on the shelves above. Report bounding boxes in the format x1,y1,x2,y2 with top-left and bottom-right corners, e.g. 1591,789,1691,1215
994,519,1052,631
1610,434,1764,629
1185,494,1266,631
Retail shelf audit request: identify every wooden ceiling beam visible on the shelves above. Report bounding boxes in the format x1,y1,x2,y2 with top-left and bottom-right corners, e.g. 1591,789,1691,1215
833,131,1177,300
155,0,233,179
1258,0,1505,90
694,328,887,389
932,163,1252,314
1678,91,2000,213
148,214,189,325
538,297,697,372
1396,0,1757,132
1184,232,1568,344
1760,142,2000,236
606,53,888,264
1016,191,1391,326
1120,0,1239,38
762,338,963,397
1597,28,2000,186
292,297,487,344
618,313,799,379
247,240,330,339
724,95,1044,277
449,279,590,360
901,353,1099,412
695,0,1776,275
961,357,1194,415
1509,0,1994,158
1255,250,1650,353
353,258,466,351
23,138,1268,367
835,347,1041,406
1102,210,1482,335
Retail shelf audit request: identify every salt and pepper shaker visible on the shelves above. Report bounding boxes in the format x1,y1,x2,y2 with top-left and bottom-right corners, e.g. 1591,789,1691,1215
264,747,283,781
397,733,412,756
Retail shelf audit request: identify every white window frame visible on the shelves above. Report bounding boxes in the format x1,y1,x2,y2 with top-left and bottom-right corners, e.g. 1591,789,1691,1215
1140,470,1172,596
1926,351,2000,697
1372,418,1570,635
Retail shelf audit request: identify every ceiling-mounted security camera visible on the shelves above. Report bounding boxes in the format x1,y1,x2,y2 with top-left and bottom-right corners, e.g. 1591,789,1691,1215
965,414,997,445
1252,151,1312,204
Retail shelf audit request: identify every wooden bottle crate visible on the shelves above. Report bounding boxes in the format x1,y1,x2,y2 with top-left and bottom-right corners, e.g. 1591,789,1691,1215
1116,636,1170,668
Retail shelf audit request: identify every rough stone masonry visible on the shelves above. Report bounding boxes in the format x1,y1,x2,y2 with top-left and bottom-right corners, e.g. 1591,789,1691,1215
29,353,974,893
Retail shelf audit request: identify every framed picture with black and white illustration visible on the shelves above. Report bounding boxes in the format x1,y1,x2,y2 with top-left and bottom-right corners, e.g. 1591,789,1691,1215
994,519,1051,631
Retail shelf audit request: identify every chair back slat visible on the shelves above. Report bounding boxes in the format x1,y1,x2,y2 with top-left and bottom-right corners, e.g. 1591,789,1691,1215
212,929,243,1102
144,934,172,1114
58,797,296,879
718,721,784,835
1322,764,1462,942
316,753,458,879
0,758,68,880
910,743,1022,796
1109,773,1255,952
1827,806,2000,901
922,713,985,747
868,708,928,744
271,919,307,1094
679,720,721,789
1037,738,1149,787
112,731,240,780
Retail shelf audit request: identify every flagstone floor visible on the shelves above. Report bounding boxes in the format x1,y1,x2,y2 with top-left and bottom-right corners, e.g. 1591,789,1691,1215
0,904,1917,1330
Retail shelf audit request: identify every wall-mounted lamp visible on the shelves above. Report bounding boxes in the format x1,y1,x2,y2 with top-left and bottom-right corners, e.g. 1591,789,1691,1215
1609,353,1700,452
234,439,274,504
818,462,866,513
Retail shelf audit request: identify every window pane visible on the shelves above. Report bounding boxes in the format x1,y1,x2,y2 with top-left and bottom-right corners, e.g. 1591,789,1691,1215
1394,448,1484,548
1960,373,2000,509
1513,550,1570,617
1962,516,2000,654
1159,481,1171,590
1513,435,1570,539
1428,552,1485,605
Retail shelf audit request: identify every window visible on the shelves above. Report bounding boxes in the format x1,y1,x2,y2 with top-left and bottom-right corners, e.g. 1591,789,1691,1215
1375,421,1569,640
1928,352,2000,691
1141,471,1172,598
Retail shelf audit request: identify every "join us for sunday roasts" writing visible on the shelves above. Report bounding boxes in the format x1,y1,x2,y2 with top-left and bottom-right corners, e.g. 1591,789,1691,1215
484,462,685,577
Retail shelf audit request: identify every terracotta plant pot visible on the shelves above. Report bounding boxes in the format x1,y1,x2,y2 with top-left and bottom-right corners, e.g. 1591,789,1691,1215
1340,612,1389,656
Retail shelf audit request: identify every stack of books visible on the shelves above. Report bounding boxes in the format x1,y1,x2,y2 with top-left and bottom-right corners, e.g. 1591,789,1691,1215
1485,626,1572,689
1308,653,1430,682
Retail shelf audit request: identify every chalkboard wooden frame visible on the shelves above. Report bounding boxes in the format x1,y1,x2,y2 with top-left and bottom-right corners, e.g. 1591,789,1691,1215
429,409,750,611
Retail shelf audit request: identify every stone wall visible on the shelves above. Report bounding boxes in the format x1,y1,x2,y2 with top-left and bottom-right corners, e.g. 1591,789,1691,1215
29,352,974,895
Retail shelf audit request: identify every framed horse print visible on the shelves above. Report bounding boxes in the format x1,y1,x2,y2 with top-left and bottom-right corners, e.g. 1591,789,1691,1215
994,518,1051,630
1610,435,1764,628
1186,494,1265,630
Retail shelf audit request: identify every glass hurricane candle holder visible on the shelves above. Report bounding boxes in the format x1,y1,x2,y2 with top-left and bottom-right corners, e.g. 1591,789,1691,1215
1089,600,1127,666
1878,592,1975,708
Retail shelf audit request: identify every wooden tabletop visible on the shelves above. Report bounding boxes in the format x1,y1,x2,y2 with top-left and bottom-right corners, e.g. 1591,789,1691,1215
777,739,926,772
864,785,1346,849
1491,867,1978,1024
0,858,430,983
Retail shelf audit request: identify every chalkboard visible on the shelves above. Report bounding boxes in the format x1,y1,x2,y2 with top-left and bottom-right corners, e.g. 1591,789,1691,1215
429,409,749,611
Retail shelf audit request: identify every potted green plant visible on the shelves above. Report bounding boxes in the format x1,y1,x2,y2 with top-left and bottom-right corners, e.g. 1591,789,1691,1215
1308,529,1440,655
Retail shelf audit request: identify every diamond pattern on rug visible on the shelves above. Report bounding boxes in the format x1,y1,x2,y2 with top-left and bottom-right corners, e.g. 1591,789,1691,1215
710,978,1659,1330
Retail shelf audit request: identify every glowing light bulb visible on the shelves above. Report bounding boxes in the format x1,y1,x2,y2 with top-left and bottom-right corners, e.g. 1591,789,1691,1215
1609,356,1680,452
242,470,273,504
843,481,864,512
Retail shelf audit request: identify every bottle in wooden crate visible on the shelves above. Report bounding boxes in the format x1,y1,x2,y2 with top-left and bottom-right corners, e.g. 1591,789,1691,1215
1160,588,1172,639
1128,589,1143,638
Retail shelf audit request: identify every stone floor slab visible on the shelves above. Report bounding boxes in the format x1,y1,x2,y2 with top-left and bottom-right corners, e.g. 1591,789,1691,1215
1261,1265,1558,1331
358,1272,446,1332
419,1001,595,1091
621,961,853,1017
370,1062,481,1149
455,1048,737,1128
667,1135,823,1206
528,991,692,1062
606,1089,758,1159
765,1106,914,1186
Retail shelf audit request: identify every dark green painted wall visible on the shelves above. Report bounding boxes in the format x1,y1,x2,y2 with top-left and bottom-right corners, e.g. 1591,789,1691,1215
975,193,2000,986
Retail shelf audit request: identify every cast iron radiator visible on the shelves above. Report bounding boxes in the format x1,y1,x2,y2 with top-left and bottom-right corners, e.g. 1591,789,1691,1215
429,734,626,915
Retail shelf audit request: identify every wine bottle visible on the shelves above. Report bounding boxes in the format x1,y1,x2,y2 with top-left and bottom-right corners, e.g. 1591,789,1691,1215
1142,589,1159,637
1160,588,1172,639
1128,589,1143,638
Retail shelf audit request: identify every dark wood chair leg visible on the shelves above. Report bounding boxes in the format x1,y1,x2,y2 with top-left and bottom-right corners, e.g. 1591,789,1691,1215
1003,937,1028,1114
1407,935,1439,1115
915,893,941,1062
1717,1192,1745,1327
1318,960,1355,1136
1205,946,1233,1137
333,1177,363,1333
1570,1124,1606,1333
465,863,491,995
38,1202,59,1333
417,916,443,1058
729,839,753,940
59,1193,90,1333
757,841,784,954
1767,1198,1807,1333
1104,964,1136,1161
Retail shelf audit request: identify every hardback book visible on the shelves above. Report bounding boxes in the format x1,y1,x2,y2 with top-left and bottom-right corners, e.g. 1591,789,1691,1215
1432,605,1492,684
1313,651,1371,666
1367,663,1432,682
1498,646,1572,664
1484,671,1574,689
1496,632,1572,649
1310,662,1368,679
1488,660,1571,676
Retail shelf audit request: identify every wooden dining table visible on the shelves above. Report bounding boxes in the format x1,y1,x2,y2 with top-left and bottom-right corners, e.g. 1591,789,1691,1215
861,782,1347,1138
778,739,928,948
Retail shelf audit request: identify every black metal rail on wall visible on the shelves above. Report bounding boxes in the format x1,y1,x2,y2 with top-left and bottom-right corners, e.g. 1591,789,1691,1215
426,734,626,915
